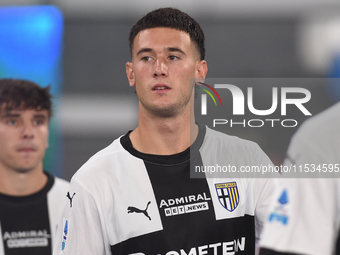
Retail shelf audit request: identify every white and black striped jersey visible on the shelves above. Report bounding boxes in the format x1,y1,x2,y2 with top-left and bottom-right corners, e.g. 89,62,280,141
260,102,340,255
53,125,277,255
0,172,70,255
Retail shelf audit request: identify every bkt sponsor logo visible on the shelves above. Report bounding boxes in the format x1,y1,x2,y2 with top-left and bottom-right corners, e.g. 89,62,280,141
129,237,246,255
198,84,312,128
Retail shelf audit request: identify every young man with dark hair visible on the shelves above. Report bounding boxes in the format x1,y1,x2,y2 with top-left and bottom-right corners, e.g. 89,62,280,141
53,8,277,255
0,79,69,255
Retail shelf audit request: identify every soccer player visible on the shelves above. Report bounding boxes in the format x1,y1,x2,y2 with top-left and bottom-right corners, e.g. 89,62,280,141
53,8,278,255
260,102,340,255
0,79,69,255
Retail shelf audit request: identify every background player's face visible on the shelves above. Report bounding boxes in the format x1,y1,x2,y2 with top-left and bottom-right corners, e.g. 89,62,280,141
0,108,49,173
126,27,207,117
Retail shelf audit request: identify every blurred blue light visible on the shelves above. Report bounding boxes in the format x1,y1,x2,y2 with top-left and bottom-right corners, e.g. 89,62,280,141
0,5,63,94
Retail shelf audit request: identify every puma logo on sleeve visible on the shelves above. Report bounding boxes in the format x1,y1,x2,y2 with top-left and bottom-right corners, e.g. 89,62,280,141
127,201,151,220
67,192,76,207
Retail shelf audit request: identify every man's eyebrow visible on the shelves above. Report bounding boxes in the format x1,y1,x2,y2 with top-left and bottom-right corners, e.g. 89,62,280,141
0,113,20,119
33,114,48,119
136,47,187,56
136,48,153,56
167,47,186,56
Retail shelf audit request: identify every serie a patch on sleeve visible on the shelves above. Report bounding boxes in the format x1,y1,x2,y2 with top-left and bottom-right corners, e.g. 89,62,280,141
61,218,69,251
268,189,289,225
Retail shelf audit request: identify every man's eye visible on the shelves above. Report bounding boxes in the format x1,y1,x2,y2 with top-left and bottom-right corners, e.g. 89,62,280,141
7,120,17,126
141,56,152,62
33,120,44,126
169,55,179,61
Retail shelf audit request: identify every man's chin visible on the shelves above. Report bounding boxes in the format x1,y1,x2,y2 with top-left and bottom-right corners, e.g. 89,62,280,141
14,166,36,174
151,107,181,118
142,101,189,118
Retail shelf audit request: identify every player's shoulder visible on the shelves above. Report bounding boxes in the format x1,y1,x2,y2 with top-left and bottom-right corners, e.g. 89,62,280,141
296,102,340,139
71,135,128,182
44,171,69,193
47,175,69,201
54,176,70,190
202,126,276,178
288,102,340,157
203,126,273,168
204,125,262,152
86,135,126,162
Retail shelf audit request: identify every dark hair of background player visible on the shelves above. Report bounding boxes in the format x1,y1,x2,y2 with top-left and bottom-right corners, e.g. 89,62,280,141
0,79,52,118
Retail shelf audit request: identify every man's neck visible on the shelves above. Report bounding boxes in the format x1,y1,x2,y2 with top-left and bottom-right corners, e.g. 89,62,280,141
129,108,198,155
0,166,48,196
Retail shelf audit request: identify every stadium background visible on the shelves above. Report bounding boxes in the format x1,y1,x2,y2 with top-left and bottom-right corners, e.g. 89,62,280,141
0,0,339,180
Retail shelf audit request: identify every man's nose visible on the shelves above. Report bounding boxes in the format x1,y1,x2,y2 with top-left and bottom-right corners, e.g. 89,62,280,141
154,58,168,77
21,122,34,139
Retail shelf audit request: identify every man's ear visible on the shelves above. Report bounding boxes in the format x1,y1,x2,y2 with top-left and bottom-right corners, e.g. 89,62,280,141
126,62,135,87
196,60,208,83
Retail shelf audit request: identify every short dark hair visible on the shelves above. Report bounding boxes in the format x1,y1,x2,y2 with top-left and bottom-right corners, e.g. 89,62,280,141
0,79,52,118
129,7,205,60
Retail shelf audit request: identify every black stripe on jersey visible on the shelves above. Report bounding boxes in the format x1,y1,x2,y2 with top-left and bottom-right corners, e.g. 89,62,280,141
0,172,54,255
114,125,255,255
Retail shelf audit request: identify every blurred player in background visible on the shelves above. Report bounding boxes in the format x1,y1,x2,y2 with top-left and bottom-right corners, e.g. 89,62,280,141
0,79,69,255
260,102,340,255
53,7,278,255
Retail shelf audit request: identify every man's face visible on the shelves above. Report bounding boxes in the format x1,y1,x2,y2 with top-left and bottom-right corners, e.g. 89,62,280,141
126,27,207,117
0,108,49,173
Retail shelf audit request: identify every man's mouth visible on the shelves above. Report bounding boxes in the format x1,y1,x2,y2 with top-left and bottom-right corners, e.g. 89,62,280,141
17,148,36,152
152,85,170,90
154,86,168,90
16,144,38,153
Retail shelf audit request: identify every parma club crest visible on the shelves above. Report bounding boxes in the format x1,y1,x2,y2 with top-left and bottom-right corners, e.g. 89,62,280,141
215,182,239,212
